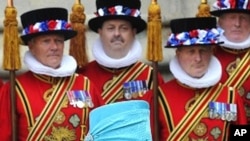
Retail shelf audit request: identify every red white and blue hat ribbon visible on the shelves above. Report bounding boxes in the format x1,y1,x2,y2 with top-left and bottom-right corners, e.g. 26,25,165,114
22,19,73,36
213,0,250,10
95,5,140,17
166,28,223,47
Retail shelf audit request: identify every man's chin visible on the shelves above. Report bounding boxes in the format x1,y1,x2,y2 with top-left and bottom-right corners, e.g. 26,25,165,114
228,35,248,42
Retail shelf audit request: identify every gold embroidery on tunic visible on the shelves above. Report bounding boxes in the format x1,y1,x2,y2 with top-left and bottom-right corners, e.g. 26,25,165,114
44,126,76,141
54,111,66,124
185,91,200,111
103,79,112,91
193,122,207,137
43,88,68,107
226,57,240,76
238,87,245,97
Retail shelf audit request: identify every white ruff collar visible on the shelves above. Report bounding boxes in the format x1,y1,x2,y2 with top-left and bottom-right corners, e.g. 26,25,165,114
92,38,142,68
24,51,77,77
219,33,250,49
170,56,222,88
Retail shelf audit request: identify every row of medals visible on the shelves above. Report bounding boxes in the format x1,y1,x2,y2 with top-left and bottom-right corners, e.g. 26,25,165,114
123,80,148,99
208,101,237,121
67,90,94,108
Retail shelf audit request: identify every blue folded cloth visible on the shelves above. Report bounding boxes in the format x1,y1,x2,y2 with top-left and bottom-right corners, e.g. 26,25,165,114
85,100,152,141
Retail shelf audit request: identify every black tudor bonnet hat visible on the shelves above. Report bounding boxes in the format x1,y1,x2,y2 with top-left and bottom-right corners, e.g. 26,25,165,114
165,17,223,48
210,0,250,17
20,7,77,45
88,0,146,33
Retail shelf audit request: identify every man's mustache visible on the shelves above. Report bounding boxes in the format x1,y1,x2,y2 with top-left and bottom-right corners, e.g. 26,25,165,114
111,37,124,43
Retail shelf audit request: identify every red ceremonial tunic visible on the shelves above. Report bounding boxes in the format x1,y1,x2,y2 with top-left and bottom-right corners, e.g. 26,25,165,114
77,61,164,103
154,79,247,141
0,71,103,141
214,47,250,123
78,60,165,139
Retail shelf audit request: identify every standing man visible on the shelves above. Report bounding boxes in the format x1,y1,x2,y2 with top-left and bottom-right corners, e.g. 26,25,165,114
153,17,247,140
0,7,103,140
77,0,164,138
211,0,250,123
78,0,164,104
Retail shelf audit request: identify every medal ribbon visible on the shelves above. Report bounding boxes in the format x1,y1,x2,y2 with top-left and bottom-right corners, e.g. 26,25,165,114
102,62,151,104
166,83,224,140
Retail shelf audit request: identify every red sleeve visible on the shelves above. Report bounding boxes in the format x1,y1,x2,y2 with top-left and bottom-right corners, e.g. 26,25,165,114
0,82,12,141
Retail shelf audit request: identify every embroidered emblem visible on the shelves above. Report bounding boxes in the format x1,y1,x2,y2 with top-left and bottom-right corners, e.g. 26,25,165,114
43,88,68,107
54,111,66,124
43,88,53,102
185,91,200,111
226,57,240,76
193,122,207,137
238,87,245,97
69,114,80,128
44,126,76,141
210,127,221,139
103,77,116,91
245,105,250,118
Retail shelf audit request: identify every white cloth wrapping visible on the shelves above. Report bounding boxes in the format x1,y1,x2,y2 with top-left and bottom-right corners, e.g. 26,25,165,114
170,55,222,88
24,51,77,77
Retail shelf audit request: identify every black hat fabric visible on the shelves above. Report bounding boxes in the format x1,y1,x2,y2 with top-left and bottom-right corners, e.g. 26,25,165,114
165,17,223,48
88,0,146,33
20,7,77,45
210,0,250,17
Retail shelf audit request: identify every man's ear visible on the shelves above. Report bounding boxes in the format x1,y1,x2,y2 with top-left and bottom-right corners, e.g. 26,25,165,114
175,48,180,56
133,28,137,35
27,40,33,50
211,45,216,53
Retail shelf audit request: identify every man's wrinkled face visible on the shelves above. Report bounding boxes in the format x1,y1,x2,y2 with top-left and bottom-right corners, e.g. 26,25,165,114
98,19,136,59
219,13,250,42
176,46,214,78
28,34,65,69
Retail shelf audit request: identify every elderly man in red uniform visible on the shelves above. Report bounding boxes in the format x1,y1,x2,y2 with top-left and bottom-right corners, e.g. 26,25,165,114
147,17,247,140
211,0,250,123
0,7,103,141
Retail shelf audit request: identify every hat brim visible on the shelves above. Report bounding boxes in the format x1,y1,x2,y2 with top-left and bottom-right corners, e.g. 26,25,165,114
210,9,250,17
164,42,224,48
88,15,146,33
20,30,77,45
